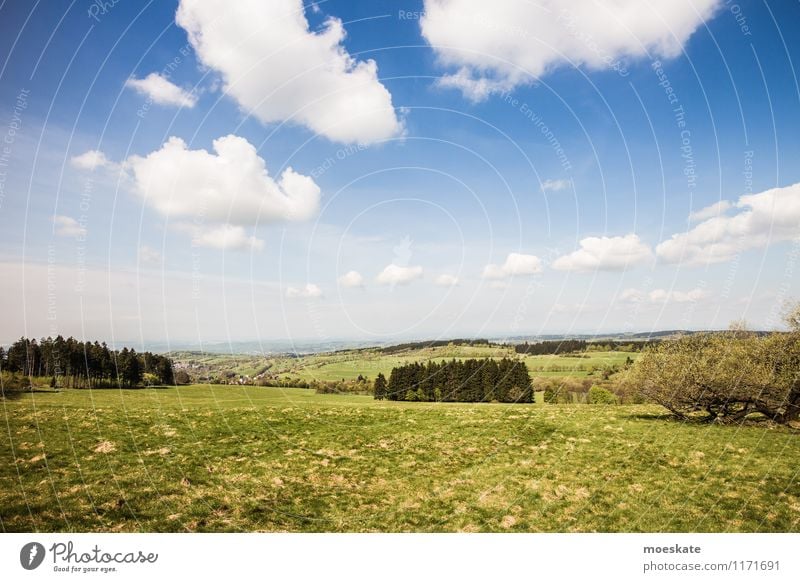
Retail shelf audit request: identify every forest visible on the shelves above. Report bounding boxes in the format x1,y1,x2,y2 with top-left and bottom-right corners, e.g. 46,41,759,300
0,336,175,388
375,357,533,402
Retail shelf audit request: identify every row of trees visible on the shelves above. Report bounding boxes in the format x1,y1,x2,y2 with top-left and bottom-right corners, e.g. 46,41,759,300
380,339,492,355
0,336,175,388
515,340,587,355
375,358,533,402
515,339,658,355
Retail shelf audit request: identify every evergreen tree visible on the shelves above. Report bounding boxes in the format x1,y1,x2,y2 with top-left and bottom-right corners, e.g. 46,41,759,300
378,358,533,403
374,373,388,400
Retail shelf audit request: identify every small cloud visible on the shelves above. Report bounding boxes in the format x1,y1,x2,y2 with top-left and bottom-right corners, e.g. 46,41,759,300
688,200,732,222
652,288,710,303
489,281,510,290
338,270,364,288
70,150,111,171
138,245,162,265
376,264,423,286
434,274,459,287
125,73,197,108
621,287,710,304
552,234,652,272
286,283,323,299
541,178,571,192
620,288,645,303
436,68,512,102
185,223,264,251
53,215,85,237
482,253,542,279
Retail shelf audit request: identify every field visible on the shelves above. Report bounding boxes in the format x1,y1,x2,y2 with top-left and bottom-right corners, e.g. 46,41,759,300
175,345,638,383
2,384,798,532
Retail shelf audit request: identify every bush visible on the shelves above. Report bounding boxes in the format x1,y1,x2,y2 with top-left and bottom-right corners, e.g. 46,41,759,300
174,370,192,385
631,331,800,424
588,385,617,405
0,372,31,393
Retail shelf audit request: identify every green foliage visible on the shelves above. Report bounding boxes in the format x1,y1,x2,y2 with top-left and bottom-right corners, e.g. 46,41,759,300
313,377,371,395
588,385,618,405
0,336,175,388
631,330,800,424
373,373,387,400
383,358,532,403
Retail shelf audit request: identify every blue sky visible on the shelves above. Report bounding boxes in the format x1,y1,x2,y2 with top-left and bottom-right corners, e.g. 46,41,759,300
1,0,799,346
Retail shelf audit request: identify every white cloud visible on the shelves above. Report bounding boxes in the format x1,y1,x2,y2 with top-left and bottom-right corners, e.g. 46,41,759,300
138,245,162,265
376,264,423,285
657,183,800,265
421,0,720,99
482,253,542,279
541,178,571,192
125,73,197,108
338,270,364,288
286,283,323,299
187,223,265,251
176,0,403,144
53,215,85,237
620,288,645,303
622,287,710,303
434,273,459,287
436,67,513,102
688,200,732,222
126,135,320,226
71,150,111,171
489,281,509,290
552,234,652,272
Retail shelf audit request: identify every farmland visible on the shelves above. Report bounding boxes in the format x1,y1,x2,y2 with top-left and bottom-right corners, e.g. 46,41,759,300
173,344,638,384
2,384,798,532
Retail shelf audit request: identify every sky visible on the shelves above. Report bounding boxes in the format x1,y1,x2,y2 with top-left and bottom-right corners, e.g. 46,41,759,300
0,0,799,348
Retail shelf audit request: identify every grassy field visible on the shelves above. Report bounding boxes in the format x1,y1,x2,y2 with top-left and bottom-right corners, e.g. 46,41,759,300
2,384,798,532
177,345,639,383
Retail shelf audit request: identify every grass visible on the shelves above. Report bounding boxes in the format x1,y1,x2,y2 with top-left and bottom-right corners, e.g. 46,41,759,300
250,346,638,381
523,351,638,376
1,384,798,532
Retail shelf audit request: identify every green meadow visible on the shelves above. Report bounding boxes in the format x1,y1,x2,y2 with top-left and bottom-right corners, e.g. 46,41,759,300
179,345,638,383
2,384,797,532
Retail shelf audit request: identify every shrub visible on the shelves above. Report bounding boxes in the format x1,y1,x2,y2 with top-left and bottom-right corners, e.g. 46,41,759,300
631,331,800,424
588,385,617,405
174,370,192,385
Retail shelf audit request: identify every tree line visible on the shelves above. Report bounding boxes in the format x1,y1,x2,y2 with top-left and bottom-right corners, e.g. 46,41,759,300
515,340,587,355
379,338,492,355
0,336,175,388
374,358,533,403
515,339,659,355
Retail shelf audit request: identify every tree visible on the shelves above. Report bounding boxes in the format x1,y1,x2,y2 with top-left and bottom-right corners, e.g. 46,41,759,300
631,323,800,424
783,301,800,332
373,373,387,400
